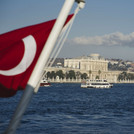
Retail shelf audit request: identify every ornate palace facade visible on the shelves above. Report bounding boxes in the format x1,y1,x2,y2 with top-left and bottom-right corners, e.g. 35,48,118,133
45,54,121,83
64,54,108,72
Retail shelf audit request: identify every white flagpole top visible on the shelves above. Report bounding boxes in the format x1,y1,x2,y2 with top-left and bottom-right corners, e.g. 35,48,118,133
76,0,85,9
75,0,85,3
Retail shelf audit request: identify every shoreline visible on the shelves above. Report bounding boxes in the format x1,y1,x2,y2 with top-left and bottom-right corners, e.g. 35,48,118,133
48,78,134,84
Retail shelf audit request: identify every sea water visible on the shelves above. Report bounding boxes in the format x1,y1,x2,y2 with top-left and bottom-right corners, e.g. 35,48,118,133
0,83,134,134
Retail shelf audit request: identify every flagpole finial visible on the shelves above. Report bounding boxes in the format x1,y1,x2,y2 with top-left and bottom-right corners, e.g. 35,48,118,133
75,0,85,9
75,0,85,3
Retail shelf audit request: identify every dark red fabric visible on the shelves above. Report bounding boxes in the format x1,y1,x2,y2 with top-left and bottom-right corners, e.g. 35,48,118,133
0,14,73,97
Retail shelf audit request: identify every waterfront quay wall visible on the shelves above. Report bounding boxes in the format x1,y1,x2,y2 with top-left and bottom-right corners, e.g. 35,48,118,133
48,78,134,84
48,78,81,83
45,67,121,83
45,67,134,84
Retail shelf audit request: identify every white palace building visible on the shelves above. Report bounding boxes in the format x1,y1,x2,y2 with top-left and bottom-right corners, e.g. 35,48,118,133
46,53,122,83
64,54,108,72
64,53,120,82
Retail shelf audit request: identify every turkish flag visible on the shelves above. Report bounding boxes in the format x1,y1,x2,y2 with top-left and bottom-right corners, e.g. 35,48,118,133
0,14,73,97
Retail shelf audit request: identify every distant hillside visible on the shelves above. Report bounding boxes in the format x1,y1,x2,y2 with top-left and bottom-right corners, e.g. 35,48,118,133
107,59,134,72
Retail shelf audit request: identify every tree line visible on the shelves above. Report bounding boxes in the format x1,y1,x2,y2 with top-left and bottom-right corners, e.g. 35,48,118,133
46,70,88,79
118,72,134,80
46,70,134,81
46,70,102,80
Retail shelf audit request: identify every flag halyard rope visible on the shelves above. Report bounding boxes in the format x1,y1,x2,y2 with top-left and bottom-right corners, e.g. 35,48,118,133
38,6,81,87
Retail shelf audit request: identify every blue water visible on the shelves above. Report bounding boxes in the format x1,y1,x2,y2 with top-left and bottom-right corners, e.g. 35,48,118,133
1,83,134,134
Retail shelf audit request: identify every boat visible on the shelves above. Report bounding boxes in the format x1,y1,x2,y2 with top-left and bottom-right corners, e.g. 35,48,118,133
81,79,113,88
40,79,50,87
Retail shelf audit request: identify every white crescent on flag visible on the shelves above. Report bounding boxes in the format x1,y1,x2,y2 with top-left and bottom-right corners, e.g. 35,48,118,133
0,14,75,98
0,35,37,76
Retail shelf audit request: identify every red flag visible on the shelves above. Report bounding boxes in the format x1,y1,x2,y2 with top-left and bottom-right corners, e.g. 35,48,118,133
0,14,73,97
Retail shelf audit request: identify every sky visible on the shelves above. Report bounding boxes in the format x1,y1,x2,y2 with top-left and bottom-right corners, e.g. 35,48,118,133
1,0,134,61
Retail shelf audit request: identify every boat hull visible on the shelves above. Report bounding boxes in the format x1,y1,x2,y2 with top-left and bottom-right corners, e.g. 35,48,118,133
81,85,113,88
40,83,50,87
40,79,50,87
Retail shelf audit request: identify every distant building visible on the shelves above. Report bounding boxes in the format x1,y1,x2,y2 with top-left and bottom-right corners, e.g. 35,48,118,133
45,54,130,83
64,54,108,72
108,60,118,65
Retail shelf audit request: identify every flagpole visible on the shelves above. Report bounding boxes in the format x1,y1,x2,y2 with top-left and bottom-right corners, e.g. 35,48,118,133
3,0,85,134
27,0,78,89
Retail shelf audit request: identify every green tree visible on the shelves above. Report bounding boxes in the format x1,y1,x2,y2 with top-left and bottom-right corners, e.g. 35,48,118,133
89,70,92,79
56,70,64,79
50,71,56,79
127,73,134,80
118,71,127,80
66,70,76,79
46,71,51,79
98,70,101,79
75,71,81,79
118,72,134,81
96,75,99,79
81,73,87,79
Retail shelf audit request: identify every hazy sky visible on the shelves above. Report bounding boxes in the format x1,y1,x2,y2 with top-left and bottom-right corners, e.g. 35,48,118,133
1,0,134,61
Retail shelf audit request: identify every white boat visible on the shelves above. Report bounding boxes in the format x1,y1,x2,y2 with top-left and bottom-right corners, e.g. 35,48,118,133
81,79,113,88
40,79,50,87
